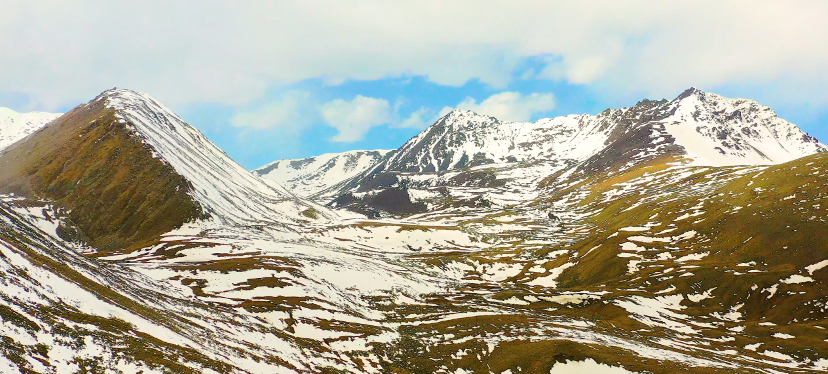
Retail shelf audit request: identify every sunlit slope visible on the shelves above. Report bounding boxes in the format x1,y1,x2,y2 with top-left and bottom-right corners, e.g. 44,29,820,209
555,152,828,317
503,152,828,370
343,153,828,374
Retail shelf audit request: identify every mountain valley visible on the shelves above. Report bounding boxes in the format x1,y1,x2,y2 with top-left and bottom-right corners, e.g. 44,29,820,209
1,87,827,374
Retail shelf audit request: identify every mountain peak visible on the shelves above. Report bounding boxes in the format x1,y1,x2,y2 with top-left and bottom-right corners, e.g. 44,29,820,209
676,86,706,100
92,88,175,117
0,88,335,250
446,108,472,115
256,149,393,198
658,88,826,166
95,87,148,102
441,108,495,123
434,109,502,134
89,88,334,225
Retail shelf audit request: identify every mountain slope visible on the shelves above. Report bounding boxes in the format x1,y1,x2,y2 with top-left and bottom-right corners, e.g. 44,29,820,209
102,89,334,226
370,108,616,174
333,88,825,217
3,87,828,373
0,197,355,373
659,88,825,166
0,107,61,150
255,149,392,198
0,96,204,250
0,89,331,251
366,88,822,174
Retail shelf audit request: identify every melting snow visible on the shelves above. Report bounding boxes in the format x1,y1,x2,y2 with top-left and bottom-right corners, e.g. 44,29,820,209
548,359,637,373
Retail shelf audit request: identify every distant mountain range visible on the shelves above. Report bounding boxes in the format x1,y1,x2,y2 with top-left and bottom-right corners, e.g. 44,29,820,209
0,107,61,150
260,88,824,203
1,87,827,373
258,88,825,218
255,149,392,199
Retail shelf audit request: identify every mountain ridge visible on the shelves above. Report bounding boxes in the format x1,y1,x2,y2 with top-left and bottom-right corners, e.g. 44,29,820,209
255,149,393,199
2,87,828,373
317,88,826,217
0,107,61,150
99,88,335,226
258,88,824,209
0,88,335,251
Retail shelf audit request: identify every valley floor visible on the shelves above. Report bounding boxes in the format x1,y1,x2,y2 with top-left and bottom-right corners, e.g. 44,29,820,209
5,153,828,373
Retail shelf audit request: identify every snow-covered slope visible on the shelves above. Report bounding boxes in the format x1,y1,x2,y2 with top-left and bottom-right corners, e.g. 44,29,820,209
255,149,392,198
335,88,826,218
349,88,823,187
659,88,826,166
99,89,335,225
5,87,828,373
0,196,346,373
375,109,616,173
0,107,61,150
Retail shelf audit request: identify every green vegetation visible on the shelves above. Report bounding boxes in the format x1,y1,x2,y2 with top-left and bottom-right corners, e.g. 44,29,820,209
0,100,205,252
3,97,828,372
302,207,321,219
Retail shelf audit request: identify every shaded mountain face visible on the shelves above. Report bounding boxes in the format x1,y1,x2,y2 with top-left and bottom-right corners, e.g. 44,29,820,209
0,107,61,150
255,149,392,198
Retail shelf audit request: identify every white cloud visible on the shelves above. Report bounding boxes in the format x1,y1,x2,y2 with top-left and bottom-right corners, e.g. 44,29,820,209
322,91,556,141
401,92,557,131
453,92,555,122
2,1,828,109
396,107,432,129
230,91,313,131
320,96,393,142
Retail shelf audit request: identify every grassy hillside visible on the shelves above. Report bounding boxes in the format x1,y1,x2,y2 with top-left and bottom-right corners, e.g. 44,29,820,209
0,99,204,251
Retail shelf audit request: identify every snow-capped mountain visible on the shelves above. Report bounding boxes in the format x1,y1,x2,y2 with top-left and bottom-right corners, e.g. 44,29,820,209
325,88,827,222
369,109,616,173
658,88,825,166
0,89,334,250
255,149,392,198
4,87,828,374
339,88,823,196
98,89,333,225
0,107,61,150
397,88,822,171
261,88,823,205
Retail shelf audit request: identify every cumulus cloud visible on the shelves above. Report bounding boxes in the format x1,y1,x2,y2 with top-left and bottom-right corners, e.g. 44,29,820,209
396,107,433,129
320,96,394,142
2,1,828,109
319,91,557,142
452,92,555,122
401,92,557,131
230,91,313,131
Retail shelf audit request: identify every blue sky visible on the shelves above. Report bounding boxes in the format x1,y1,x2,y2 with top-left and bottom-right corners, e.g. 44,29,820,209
3,1,828,169
180,74,617,168
179,73,828,169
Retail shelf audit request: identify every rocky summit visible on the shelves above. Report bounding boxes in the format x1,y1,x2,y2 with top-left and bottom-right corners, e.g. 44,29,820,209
1,87,828,374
